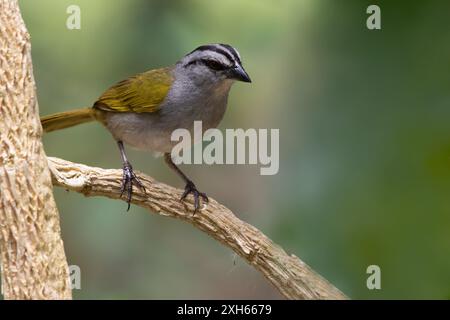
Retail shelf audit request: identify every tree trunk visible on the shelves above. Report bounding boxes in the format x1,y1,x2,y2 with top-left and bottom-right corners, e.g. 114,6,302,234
0,0,71,299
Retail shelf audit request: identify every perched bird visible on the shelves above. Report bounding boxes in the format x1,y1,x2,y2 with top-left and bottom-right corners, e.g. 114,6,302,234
41,43,251,212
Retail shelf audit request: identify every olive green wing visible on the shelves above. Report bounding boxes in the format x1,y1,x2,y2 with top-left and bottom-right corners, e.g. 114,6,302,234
94,67,174,113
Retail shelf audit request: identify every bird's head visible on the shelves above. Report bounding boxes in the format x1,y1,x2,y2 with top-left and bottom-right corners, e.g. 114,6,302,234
177,43,251,86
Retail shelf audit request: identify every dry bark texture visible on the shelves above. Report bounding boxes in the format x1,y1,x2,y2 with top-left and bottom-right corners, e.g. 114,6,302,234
0,0,71,299
49,157,347,300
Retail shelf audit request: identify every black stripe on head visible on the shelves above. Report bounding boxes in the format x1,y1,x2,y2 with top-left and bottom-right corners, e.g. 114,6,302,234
219,43,241,65
189,44,239,65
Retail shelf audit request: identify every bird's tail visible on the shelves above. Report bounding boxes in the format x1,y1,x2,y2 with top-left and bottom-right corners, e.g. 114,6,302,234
40,108,96,133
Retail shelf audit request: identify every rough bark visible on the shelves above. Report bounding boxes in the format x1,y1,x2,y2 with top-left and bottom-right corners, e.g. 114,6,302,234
48,157,347,300
0,0,71,299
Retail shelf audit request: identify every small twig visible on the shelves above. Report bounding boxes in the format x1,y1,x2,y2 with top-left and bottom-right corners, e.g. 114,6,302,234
47,156,348,300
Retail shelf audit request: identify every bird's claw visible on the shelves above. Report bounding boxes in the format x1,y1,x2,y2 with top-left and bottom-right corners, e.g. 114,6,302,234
120,162,146,211
181,180,209,214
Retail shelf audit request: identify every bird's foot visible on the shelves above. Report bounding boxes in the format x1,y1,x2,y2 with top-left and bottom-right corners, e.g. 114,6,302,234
181,180,209,214
120,162,146,211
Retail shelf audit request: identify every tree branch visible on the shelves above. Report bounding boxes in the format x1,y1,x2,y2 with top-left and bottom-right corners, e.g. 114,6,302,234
48,156,347,300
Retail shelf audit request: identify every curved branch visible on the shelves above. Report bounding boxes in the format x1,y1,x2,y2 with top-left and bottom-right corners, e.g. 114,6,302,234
48,156,347,300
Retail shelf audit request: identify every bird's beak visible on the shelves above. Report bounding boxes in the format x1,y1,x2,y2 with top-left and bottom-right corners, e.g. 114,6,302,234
230,65,252,83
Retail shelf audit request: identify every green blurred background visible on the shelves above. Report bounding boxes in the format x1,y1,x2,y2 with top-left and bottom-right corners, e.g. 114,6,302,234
11,0,450,299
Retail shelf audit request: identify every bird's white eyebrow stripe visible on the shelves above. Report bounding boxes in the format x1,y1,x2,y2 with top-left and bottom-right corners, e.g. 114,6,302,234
184,52,231,69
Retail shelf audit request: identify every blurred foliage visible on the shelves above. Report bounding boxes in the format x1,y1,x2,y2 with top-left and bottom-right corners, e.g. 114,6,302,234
3,0,448,298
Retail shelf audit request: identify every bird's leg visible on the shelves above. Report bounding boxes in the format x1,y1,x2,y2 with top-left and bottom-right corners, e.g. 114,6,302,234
164,153,208,214
117,141,146,211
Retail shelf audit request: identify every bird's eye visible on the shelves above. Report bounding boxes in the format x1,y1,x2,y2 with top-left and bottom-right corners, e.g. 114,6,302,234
203,59,226,71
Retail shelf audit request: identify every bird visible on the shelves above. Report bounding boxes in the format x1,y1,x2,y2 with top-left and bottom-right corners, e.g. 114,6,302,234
40,43,251,212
